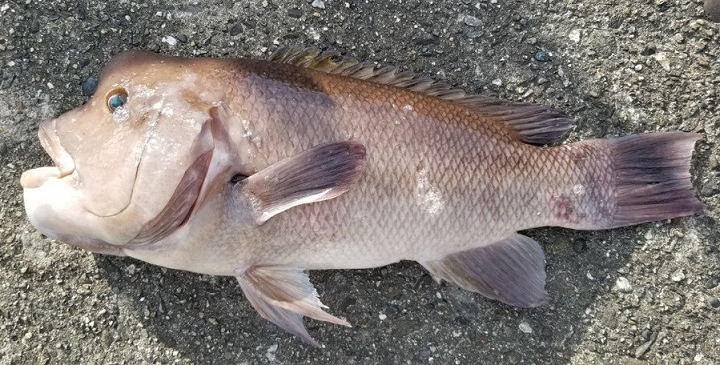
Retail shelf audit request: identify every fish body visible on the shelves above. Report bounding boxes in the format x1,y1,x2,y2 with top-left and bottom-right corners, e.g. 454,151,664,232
133,61,601,273
21,47,703,345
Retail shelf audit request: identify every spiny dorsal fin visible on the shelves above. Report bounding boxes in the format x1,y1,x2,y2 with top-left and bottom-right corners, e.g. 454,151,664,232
268,46,574,145
268,46,466,98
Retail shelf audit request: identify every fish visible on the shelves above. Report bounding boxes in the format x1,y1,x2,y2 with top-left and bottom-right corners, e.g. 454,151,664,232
20,46,704,346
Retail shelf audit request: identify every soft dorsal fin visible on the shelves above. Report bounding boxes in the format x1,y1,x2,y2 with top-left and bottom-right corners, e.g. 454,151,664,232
268,46,574,144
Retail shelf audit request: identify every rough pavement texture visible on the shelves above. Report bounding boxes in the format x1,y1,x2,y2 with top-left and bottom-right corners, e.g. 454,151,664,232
1,0,719,364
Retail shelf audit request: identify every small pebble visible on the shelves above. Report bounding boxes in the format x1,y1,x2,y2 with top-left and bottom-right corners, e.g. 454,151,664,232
705,277,719,289
518,321,533,334
671,269,685,282
635,337,655,358
161,35,177,47
101,330,112,348
534,51,550,62
708,156,719,170
176,34,188,43
311,0,325,9
463,15,482,27
615,277,632,293
229,22,243,36
265,344,278,362
701,182,719,197
82,76,98,96
568,29,581,43
288,8,302,18
654,53,671,71
710,297,720,308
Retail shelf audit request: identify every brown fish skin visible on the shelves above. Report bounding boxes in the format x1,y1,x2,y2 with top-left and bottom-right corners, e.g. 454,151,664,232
21,47,703,345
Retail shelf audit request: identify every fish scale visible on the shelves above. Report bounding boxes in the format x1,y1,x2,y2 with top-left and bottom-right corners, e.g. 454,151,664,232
21,48,703,345
232,72,574,267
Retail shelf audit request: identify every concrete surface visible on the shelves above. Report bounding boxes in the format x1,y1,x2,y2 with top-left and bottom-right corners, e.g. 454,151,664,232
1,0,719,364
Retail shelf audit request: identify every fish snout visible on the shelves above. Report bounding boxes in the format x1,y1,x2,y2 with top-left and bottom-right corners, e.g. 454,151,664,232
38,118,76,178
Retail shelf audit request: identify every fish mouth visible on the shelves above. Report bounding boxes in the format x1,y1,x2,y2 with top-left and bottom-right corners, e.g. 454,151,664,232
37,118,76,178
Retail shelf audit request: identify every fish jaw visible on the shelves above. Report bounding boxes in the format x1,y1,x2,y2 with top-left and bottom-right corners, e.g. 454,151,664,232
20,114,138,247
21,166,89,240
21,167,124,255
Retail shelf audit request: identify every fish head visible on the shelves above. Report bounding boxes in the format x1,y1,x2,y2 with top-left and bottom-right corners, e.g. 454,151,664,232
21,50,227,252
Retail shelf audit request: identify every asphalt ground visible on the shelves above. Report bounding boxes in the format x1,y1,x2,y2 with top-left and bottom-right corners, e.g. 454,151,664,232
0,1,719,364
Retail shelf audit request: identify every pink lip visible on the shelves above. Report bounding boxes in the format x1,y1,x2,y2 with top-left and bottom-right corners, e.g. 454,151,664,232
38,118,76,178
20,166,60,189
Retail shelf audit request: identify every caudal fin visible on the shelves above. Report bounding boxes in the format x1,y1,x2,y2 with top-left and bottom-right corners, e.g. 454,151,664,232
608,132,704,228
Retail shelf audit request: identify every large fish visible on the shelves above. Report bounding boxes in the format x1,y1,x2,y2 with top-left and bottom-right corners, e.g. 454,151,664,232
20,46,703,345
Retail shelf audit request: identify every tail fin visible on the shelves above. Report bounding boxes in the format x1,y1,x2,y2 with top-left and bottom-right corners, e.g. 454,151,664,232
608,132,704,228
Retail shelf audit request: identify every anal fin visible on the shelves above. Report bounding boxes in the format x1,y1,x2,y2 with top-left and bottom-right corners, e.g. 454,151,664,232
235,266,350,347
421,233,549,308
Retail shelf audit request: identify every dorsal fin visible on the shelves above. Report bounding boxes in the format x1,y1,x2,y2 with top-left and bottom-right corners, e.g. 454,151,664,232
268,46,574,144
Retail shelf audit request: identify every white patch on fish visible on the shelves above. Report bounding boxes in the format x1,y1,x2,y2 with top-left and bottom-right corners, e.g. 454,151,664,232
415,168,444,216
132,84,156,99
242,119,263,149
573,184,585,195
137,112,161,160
241,119,251,135
112,107,130,124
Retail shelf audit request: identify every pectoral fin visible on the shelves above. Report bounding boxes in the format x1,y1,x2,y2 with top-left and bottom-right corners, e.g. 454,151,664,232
235,266,350,347
421,234,549,308
240,141,366,224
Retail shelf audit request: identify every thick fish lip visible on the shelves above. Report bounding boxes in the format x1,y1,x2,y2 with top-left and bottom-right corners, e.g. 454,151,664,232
20,166,61,189
37,118,76,179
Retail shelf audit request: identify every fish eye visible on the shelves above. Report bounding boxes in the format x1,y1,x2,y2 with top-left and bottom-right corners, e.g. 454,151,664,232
106,88,128,112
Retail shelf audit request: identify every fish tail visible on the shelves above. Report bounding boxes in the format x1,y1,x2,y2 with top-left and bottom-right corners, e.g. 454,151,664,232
604,132,704,228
